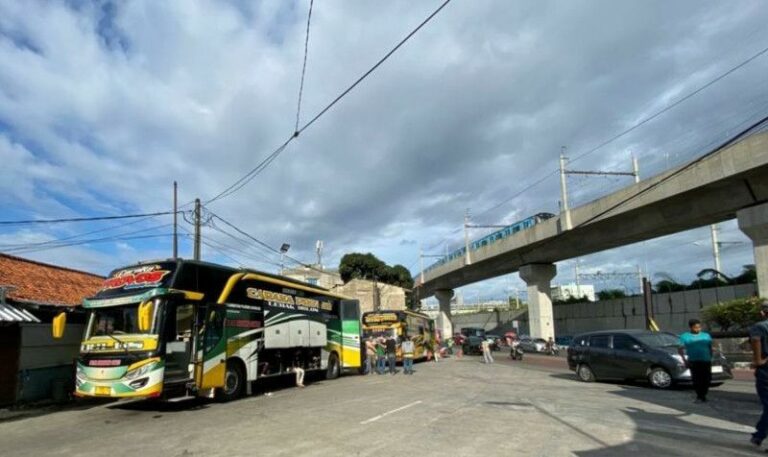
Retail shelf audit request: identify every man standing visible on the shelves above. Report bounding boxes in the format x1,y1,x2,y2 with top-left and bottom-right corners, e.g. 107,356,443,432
401,336,415,375
678,318,713,403
365,337,377,375
482,338,494,364
385,335,398,375
375,336,386,375
750,300,768,449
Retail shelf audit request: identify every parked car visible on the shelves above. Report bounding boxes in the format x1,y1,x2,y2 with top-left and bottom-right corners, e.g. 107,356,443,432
567,329,733,389
519,337,547,353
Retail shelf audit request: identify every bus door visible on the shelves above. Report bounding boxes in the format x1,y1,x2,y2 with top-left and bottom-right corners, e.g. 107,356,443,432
193,306,227,390
339,300,362,369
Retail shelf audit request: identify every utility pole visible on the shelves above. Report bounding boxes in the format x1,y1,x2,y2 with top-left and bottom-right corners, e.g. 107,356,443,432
574,258,581,298
637,265,643,296
193,198,201,261
463,209,472,265
632,154,640,184
710,224,722,273
559,147,572,230
419,247,425,285
315,240,324,269
172,181,178,258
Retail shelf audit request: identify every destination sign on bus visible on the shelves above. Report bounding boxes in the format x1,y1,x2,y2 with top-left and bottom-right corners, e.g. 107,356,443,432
246,287,333,312
363,313,399,325
101,264,172,291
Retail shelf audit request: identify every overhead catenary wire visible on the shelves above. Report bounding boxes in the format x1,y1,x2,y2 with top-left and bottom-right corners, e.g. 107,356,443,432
206,0,453,205
294,0,315,133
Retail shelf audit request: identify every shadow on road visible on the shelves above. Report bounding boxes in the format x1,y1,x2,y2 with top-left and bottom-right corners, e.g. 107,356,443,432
572,406,756,456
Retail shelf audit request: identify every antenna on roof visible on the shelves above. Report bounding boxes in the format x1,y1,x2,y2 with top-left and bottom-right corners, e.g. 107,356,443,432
316,240,324,269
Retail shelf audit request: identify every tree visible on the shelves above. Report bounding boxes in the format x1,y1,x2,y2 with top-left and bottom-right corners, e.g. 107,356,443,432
687,268,730,290
338,253,387,283
734,264,757,285
702,297,763,332
597,289,627,300
654,272,686,293
338,253,414,289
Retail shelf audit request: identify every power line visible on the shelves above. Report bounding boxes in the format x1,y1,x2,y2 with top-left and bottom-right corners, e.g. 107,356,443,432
0,210,176,226
568,43,768,165
4,224,174,255
294,0,315,133
206,0,453,205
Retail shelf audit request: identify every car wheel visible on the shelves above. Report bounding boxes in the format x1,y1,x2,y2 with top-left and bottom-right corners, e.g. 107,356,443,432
648,367,673,389
218,361,245,402
577,364,595,382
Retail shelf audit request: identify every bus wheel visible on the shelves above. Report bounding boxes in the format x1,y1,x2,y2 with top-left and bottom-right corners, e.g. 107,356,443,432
218,361,244,402
326,353,340,380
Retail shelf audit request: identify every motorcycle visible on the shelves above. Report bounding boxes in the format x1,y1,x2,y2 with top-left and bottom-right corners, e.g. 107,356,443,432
546,344,560,356
510,343,524,361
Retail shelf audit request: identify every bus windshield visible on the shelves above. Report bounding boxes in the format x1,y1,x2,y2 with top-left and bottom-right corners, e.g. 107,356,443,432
85,300,161,339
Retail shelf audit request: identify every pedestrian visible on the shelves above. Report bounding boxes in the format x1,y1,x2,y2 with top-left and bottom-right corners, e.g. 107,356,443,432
678,318,713,403
750,299,768,449
385,335,398,375
402,336,415,374
365,337,377,375
432,336,441,363
292,352,305,388
375,336,386,374
482,338,494,364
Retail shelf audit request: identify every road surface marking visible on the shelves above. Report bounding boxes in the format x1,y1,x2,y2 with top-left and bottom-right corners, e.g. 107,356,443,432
360,400,423,425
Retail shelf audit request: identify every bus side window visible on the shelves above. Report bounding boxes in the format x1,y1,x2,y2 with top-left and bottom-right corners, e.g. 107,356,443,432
340,300,360,321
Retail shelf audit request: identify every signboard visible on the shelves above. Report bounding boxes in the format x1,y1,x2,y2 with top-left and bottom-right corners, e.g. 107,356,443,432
362,312,400,326
94,263,177,299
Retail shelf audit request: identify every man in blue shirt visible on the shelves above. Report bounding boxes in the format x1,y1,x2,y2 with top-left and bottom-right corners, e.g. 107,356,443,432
678,318,713,403
750,300,768,449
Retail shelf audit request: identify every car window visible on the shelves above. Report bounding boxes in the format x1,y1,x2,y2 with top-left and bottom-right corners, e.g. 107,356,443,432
589,335,610,348
612,334,636,351
572,336,588,347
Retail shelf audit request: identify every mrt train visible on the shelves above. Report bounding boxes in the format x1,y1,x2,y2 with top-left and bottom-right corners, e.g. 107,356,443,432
425,213,555,273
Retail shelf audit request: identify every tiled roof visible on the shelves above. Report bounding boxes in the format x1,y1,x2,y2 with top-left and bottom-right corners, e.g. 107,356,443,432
0,253,104,307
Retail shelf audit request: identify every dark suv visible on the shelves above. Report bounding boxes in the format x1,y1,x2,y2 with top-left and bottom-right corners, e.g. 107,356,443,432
567,329,733,389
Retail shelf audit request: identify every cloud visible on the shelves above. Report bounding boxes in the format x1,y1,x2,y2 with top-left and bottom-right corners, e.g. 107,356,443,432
0,0,765,293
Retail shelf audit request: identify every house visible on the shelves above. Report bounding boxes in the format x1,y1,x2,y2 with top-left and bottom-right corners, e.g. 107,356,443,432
0,253,103,405
334,278,408,314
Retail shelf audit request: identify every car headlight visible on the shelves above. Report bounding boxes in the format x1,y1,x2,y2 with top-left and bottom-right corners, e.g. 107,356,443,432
671,354,687,367
125,362,155,380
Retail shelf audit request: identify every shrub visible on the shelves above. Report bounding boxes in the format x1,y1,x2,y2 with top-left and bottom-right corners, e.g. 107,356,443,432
702,297,763,331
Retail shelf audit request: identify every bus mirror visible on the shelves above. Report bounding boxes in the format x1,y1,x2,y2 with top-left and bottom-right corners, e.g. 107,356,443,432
138,300,154,332
52,312,67,339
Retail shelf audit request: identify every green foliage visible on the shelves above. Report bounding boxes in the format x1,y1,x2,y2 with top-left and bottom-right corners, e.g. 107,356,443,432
597,289,627,300
734,264,757,285
655,280,686,293
553,295,589,305
338,253,413,289
701,296,763,331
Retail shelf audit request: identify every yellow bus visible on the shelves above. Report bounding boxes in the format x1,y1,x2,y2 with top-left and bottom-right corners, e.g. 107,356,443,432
361,309,435,361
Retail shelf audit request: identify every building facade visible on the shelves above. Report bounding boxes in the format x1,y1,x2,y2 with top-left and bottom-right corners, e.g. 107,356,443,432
551,283,596,302
0,254,103,405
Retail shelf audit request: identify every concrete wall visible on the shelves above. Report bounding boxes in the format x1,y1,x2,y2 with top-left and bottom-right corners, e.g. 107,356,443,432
334,279,407,314
451,309,529,336
553,284,757,336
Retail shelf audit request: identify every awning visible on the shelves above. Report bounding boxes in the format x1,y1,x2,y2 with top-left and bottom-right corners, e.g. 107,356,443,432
0,303,41,322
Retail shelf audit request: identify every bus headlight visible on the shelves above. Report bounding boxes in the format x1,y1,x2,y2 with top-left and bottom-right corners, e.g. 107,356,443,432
125,362,154,380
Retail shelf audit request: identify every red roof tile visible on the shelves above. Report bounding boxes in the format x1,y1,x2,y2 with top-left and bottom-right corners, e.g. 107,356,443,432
0,253,104,307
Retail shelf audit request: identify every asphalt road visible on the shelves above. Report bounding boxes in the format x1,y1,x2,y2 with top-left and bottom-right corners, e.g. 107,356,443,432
0,355,761,457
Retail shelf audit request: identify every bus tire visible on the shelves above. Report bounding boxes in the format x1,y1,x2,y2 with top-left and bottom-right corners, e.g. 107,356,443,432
326,352,340,380
218,361,245,402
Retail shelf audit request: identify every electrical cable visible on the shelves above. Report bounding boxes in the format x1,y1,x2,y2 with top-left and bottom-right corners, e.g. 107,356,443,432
294,0,315,133
206,0,453,205
0,210,176,226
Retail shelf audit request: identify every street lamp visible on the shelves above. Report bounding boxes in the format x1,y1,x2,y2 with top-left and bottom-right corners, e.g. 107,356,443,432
279,243,291,275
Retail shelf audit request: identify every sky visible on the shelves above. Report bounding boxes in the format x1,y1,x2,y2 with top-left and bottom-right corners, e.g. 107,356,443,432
0,0,767,301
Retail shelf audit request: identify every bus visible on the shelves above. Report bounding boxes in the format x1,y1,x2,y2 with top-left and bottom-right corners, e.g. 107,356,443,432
52,259,362,401
361,309,435,361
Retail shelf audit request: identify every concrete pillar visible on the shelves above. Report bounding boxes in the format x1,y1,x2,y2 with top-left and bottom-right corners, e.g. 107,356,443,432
435,289,454,340
738,202,768,298
519,263,557,340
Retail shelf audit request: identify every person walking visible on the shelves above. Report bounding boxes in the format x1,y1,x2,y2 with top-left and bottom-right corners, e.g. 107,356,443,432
482,338,494,364
385,335,398,375
375,336,386,375
750,300,768,449
678,318,713,403
402,336,415,375
365,337,377,375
